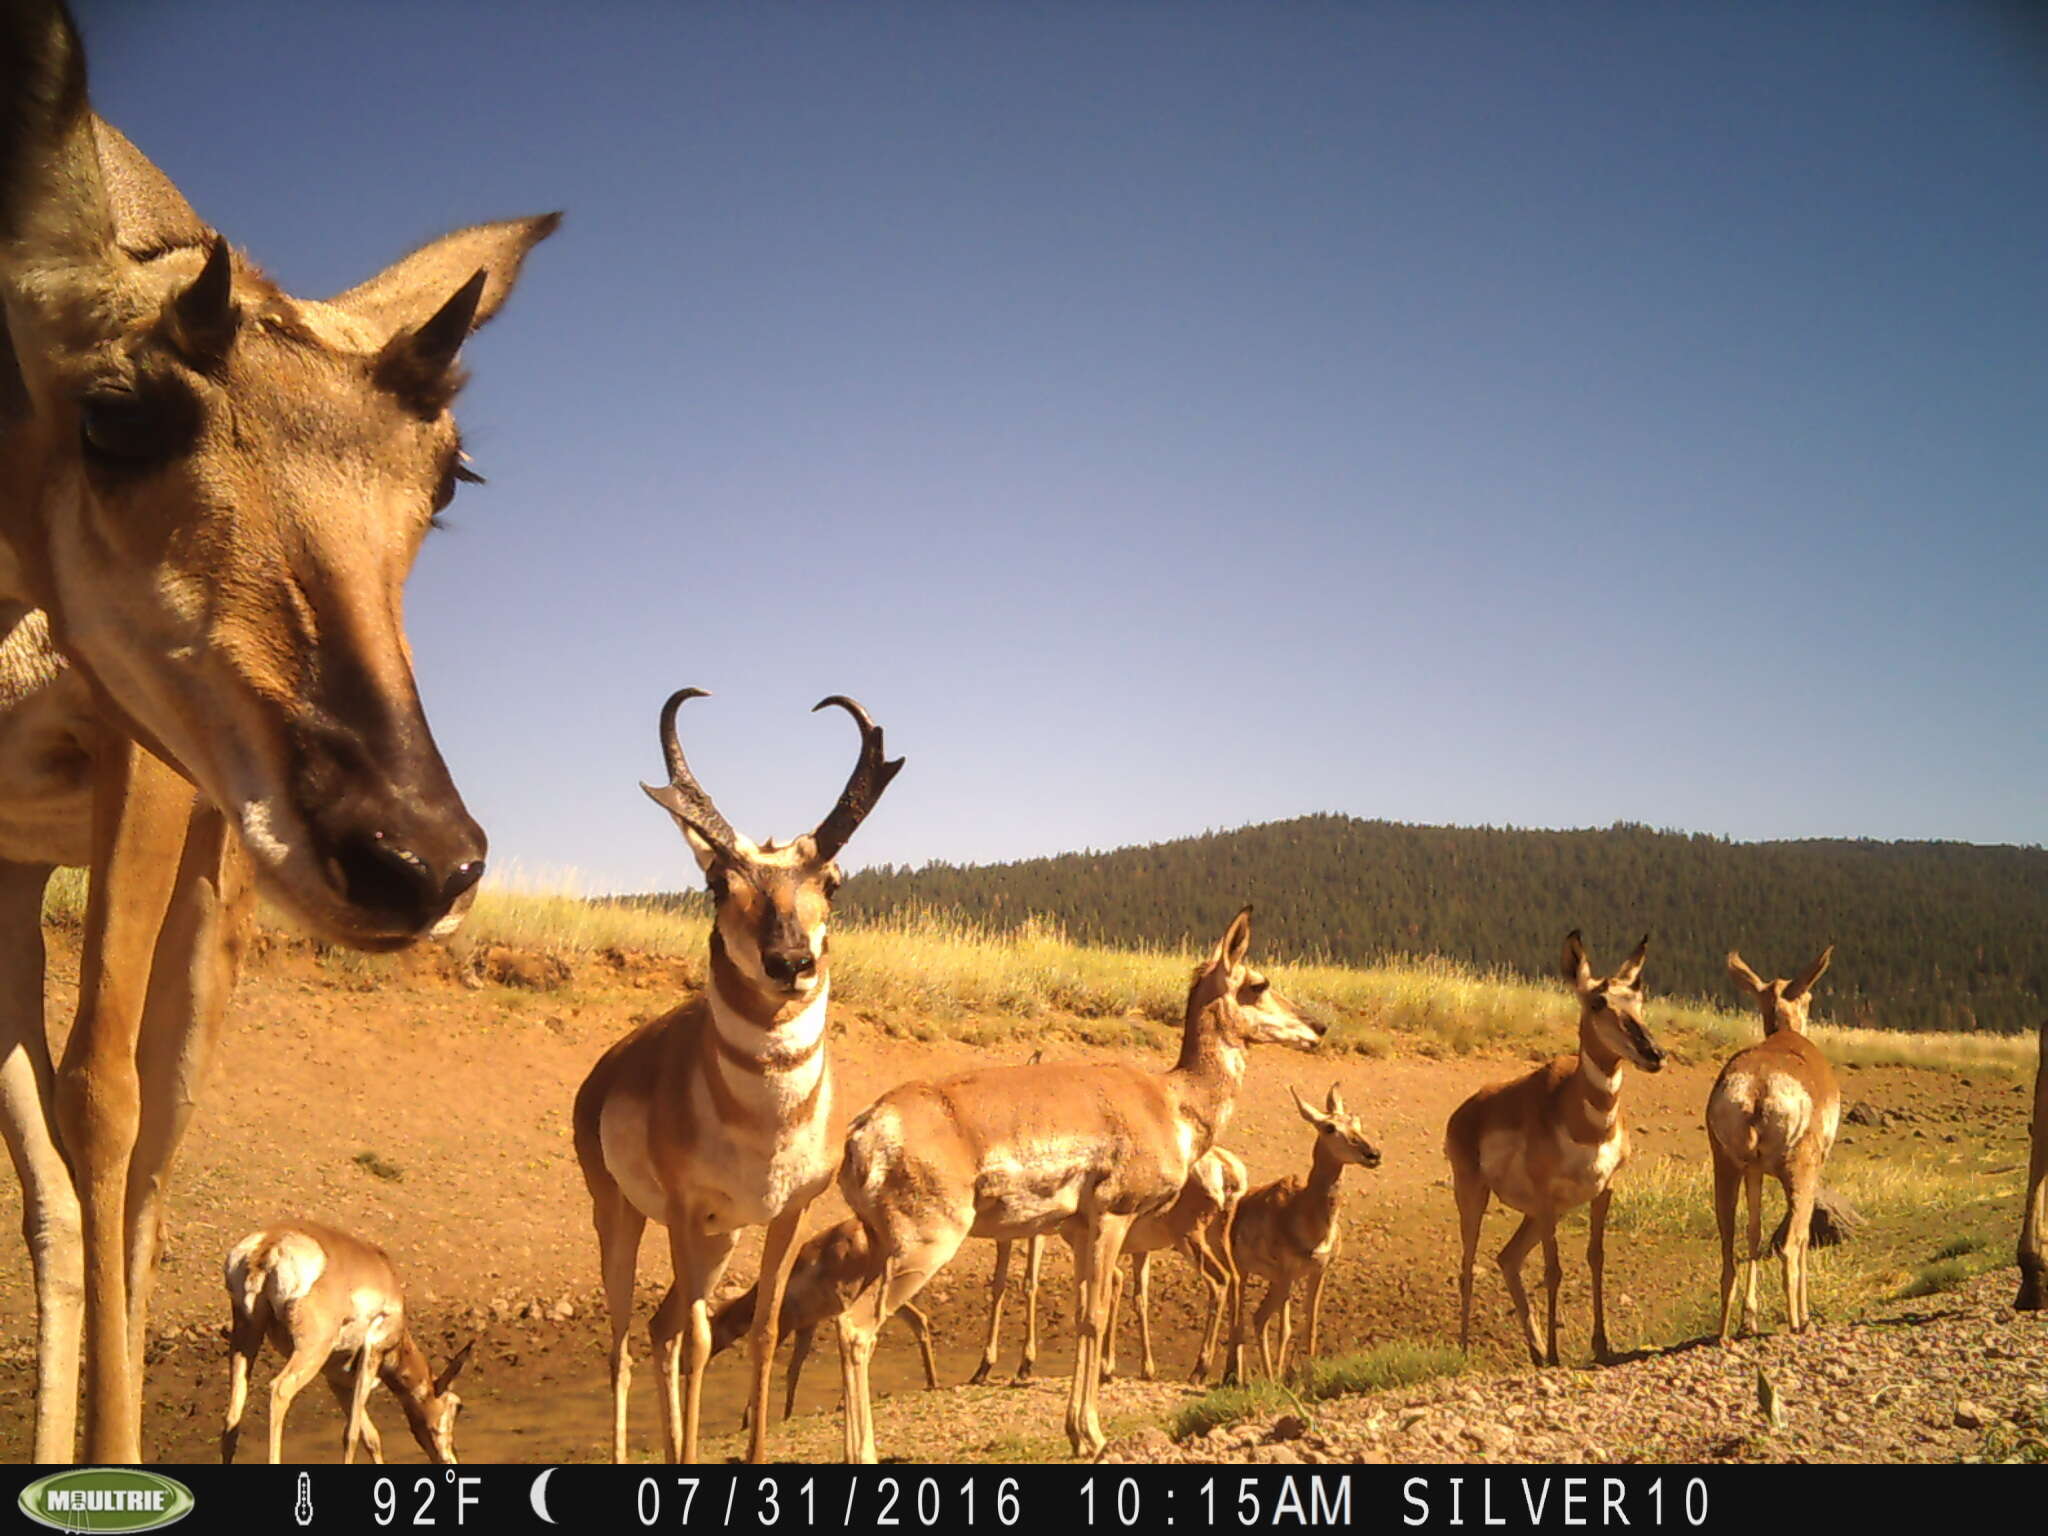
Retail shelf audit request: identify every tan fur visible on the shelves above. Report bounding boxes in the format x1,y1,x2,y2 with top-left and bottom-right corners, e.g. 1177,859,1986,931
1229,1087,1380,1380
1445,931,1665,1366
708,1217,939,1422
834,908,1323,1461
1104,1145,1247,1384
1708,947,1840,1337
0,0,553,1461
2019,1018,2048,1311
219,1221,470,1466
572,690,898,1465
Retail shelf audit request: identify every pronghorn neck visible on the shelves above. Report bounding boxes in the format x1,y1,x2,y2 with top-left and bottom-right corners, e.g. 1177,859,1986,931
691,929,832,1107
380,1332,440,1431
1569,1016,1626,1143
1305,1136,1350,1201
1168,996,1246,1153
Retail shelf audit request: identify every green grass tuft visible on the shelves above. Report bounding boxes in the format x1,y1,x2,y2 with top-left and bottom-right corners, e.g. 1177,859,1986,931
1172,1339,1464,1440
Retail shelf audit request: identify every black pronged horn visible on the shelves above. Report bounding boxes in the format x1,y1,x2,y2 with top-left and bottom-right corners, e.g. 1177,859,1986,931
170,235,238,366
640,688,744,862
410,268,487,376
808,695,905,862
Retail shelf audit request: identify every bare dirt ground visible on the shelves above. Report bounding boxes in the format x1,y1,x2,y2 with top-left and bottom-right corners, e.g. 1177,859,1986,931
0,932,2036,1464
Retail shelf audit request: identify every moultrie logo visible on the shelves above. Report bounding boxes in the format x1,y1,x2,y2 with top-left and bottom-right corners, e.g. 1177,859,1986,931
17,1468,196,1532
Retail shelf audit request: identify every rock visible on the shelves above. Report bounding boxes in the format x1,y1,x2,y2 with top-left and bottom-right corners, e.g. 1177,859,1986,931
1845,1102,1892,1128
551,1297,577,1321
1251,1444,1304,1465
1469,1423,1516,1455
1954,1401,1994,1429
1270,1414,1309,1442
1125,1427,1177,1460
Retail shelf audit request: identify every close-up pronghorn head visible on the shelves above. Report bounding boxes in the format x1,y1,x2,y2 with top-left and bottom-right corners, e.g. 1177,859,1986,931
1188,906,1325,1051
1726,945,1833,1037
1563,929,1666,1071
0,0,555,948
1290,1082,1383,1169
641,689,904,1006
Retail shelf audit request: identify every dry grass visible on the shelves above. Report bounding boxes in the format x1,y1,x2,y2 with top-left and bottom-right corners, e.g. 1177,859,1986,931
39,869,2037,1076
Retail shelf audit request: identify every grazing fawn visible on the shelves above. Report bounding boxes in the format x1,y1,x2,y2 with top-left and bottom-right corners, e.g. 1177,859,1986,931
573,689,902,1464
1103,1146,1247,1384
1709,947,1841,1337
1446,932,1665,1365
220,1224,471,1465
1228,1087,1380,1379
836,907,1322,1460
709,1216,939,1424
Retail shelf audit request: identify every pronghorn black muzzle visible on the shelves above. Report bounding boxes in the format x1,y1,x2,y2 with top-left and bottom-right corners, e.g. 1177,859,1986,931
288,699,486,946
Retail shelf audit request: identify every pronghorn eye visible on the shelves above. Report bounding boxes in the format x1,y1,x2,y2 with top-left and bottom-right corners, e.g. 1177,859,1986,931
79,392,176,466
1244,978,1269,1000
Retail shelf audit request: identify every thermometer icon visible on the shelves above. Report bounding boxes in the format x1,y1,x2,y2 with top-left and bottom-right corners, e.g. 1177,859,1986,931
295,1470,314,1526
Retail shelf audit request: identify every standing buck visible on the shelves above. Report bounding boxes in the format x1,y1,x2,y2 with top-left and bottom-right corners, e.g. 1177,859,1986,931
1102,1146,1246,1384
0,0,553,1460
2020,1017,2048,1312
835,907,1322,1461
1228,1087,1379,1380
220,1224,472,1466
1709,948,1841,1338
1446,932,1665,1366
573,689,903,1465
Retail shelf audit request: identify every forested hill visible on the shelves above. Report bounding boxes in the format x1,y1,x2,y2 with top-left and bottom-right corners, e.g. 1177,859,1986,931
838,816,2048,1035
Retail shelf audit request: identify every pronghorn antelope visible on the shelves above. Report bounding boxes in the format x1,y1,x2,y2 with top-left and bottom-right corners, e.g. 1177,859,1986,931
1228,1087,1379,1380
835,907,1322,1461
971,1233,1047,1385
220,1224,472,1466
709,1216,940,1424
572,689,903,1465
2020,1017,2047,1312
0,1,553,1460
1102,1145,1247,1384
1446,932,1665,1366
1709,947,1841,1338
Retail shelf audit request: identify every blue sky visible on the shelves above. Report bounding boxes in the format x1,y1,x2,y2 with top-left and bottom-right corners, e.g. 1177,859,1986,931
79,2,2047,891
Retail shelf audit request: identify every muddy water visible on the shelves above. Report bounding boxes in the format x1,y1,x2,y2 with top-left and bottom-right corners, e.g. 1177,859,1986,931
114,1308,1139,1465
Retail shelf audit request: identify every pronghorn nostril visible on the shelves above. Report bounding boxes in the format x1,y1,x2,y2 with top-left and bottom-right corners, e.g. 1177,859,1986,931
443,859,485,904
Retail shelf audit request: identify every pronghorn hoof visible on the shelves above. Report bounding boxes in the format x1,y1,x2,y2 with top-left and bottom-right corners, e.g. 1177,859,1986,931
968,1363,993,1387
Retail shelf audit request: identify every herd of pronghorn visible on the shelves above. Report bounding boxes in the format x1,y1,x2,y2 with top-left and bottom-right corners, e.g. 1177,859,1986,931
0,0,2041,1471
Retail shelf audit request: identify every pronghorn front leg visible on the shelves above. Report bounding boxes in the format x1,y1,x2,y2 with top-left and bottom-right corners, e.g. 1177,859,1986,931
0,857,83,1464
1586,1187,1613,1361
124,803,252,1386
657,1218,734,1464
57,742,191,1462
745,1202,810,1464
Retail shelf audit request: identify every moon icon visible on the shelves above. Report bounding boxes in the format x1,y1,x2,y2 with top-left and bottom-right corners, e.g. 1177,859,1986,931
529,1466,560,1525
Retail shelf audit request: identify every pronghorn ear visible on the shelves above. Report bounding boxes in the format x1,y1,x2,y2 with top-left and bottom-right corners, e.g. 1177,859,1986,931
1560,930,1593,989
328,213,560,344
1212,905,1254,973
1726,951,1767,996
1611,933,1649,987
433,1338,475,1397
1325,1082,1345,1116
641,783,723,875
1787,944,1833,1001
1289,1084,1330,1129
0,4,121,305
